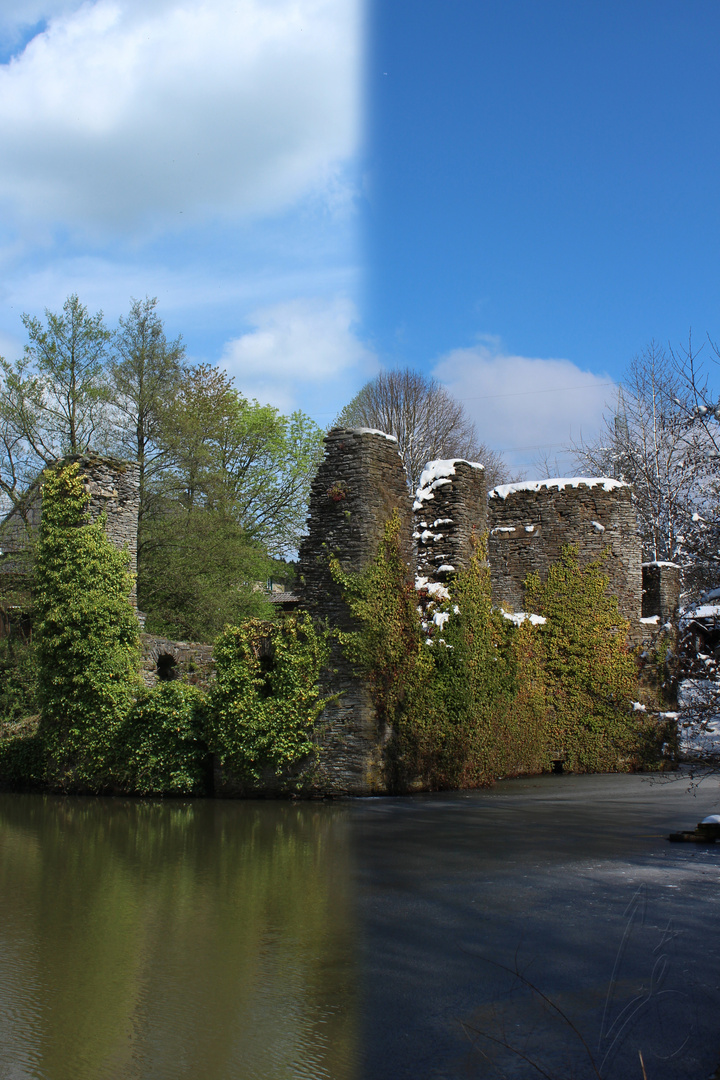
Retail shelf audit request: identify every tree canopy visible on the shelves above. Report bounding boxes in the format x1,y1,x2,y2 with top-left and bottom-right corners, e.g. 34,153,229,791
572,339,720,598
1,295,324,640
1,295,112,516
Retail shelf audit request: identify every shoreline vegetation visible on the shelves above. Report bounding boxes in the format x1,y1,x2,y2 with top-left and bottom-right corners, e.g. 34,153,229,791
0,464,675,798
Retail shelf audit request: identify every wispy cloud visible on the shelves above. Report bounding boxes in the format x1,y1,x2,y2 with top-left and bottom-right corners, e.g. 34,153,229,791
0,0,361,237
221,296,377,415
433,338,615,477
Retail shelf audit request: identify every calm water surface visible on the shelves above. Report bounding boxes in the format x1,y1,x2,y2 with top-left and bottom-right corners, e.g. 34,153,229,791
0,797,356,1080
1,775,720,1080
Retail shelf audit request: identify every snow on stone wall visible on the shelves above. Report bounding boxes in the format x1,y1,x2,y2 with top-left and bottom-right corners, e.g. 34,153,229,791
488,477,642,622
413,459,487,588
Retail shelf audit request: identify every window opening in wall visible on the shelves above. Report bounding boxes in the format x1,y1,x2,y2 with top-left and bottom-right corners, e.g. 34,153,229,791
157,653,178,682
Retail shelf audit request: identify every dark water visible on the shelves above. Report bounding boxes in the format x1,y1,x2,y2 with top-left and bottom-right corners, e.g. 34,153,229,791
1,774,719,1080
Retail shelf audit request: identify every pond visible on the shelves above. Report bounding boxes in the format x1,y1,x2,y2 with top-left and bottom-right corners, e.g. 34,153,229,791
0,773,719,1080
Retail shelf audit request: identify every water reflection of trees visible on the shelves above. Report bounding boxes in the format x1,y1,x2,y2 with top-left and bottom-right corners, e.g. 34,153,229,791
0,795,357,1080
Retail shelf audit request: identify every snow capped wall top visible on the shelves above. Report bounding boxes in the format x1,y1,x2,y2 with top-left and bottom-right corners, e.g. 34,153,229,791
418,459,484,492
348,428,398,443
489,477,629,500
415,459,484,503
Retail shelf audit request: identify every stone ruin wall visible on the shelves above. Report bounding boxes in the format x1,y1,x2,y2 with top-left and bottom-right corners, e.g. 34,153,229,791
487,479,642,623
228,449,647,797
299,427,412,795
414,460,487,587
0,455,140,609
642,562,681,623
140,634,214,688
72,455,141,609
221,428,413,798
3,439,659,793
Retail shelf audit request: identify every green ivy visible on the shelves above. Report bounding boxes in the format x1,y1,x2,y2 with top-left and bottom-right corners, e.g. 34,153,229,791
0,636,38,724
0,716,45,790
524,547,638,772
113,682,209,795
334,521,650,789
34,462,141,791
330,511,425,731
207,614,331,782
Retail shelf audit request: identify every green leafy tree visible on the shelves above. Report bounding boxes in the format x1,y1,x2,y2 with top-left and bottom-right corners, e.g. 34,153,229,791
1,294,112,517
34,461,140,790
141,364,323,639
157,364,323,555
109,296,185,554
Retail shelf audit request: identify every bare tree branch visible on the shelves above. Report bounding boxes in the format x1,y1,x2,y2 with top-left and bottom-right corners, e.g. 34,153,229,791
335,368,510,490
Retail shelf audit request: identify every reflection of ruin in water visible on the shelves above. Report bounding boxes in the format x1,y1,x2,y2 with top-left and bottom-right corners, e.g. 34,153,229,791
0,795,358,1080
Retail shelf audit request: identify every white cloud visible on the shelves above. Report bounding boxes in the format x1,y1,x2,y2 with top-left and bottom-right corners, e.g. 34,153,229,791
433,340,615,478
0,0,360,235
221,296,376,413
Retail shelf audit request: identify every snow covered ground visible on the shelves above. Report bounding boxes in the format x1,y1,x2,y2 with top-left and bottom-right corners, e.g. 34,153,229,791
677,678,720,759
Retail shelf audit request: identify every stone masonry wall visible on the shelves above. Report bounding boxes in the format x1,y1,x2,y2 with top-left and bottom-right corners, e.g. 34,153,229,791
488,478,642,622
642,562,681,622
140,634,214,688
226,427,412,798
414,459,486,587
71,455,141,608
299,427,412,795
0,454,140,608
214,427,413,797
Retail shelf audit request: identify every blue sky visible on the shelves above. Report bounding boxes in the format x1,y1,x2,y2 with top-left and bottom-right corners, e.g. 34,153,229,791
1,1,720,475
365,0,720,471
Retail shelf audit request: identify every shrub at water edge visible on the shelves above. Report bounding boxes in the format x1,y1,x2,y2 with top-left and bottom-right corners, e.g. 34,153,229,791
207,614,332,783
113,682,209,795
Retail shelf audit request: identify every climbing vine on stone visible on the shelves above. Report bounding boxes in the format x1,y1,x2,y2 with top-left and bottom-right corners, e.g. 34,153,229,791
34,461,140,790
334,521,649,790
524,546,639,771
208,614,331,783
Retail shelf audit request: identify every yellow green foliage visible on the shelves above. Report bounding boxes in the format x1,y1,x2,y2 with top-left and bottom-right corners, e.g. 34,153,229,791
334,520,648,790
524,548,640,772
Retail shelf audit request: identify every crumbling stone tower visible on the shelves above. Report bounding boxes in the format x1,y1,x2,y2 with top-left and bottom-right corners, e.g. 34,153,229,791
413,459,487,588
0,454,140,609
642,561,681,622
297,427,413,794
72,455,140,609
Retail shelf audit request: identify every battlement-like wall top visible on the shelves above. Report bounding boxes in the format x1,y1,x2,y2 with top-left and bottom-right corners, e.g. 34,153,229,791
414,459,484,510
489,476,628,500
